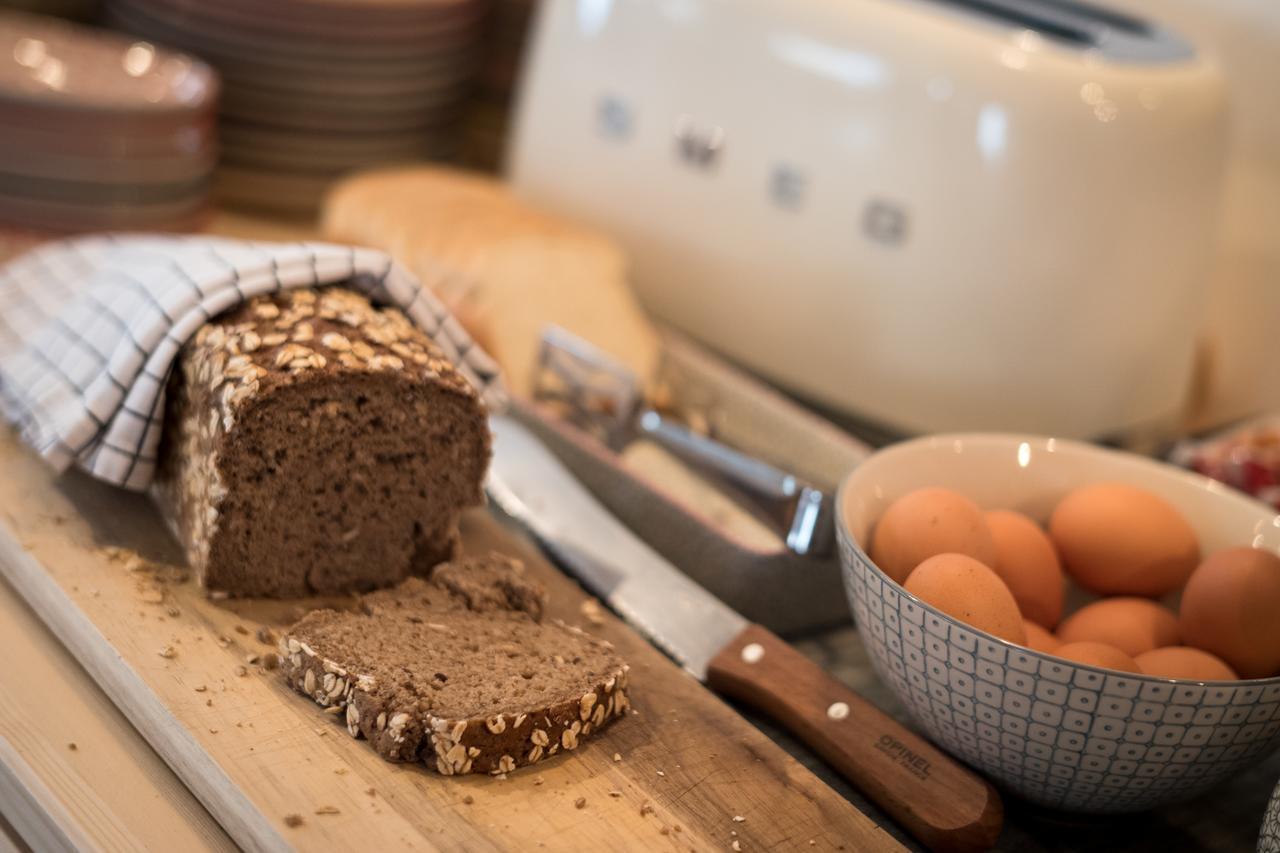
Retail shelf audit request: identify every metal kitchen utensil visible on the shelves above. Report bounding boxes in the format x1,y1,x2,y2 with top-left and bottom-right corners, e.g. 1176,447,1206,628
487,414,1002,853
533,325,833,556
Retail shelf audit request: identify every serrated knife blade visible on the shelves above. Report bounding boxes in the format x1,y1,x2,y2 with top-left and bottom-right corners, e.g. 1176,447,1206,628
487,413,745,679
486,415,1002,853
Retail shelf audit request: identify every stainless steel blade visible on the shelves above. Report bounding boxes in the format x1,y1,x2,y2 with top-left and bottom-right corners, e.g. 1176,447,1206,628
487,414,747,680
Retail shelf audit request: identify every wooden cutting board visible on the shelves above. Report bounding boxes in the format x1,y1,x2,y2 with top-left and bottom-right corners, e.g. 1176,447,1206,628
0,430,903,852
0,576,235,852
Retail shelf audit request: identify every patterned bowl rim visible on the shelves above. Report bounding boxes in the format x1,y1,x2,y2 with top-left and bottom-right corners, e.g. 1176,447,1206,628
834,433,1280,690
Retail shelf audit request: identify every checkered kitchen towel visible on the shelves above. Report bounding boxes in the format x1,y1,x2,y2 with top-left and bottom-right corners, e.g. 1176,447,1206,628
0,234,504,491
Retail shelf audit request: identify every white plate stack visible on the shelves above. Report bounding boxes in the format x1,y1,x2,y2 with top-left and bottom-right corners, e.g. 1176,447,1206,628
105,0,488,217
0,10,217,233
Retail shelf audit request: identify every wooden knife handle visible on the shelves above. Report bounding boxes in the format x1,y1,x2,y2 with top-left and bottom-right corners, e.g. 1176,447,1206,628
707,623,1002,853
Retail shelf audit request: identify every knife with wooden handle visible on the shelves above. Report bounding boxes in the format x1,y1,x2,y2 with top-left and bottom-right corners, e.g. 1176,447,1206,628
487,415,1002,853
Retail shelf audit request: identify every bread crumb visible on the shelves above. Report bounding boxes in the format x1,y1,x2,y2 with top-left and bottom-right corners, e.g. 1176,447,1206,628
733,815,746,822
333,768,347,776
534,776,544,786
660,827,670,836
608,790,622,798
574,797,587,810
463,795,474,805
157,645,176,659
138,588,164,604
209,591,229,601
656,770,665,777
195,685,208,692
166,606,180,617
675,825,683,833
206,699,213,707
613,752,622,762
365,788,376,797
580,598,606,626
314,728,328,737
256,626,276,645
209,728,218,734
640,801,655,817
234,625,249,635
67,742,77,751
235,666,248,677
732,841,742,852
217,636,232,649
283,814,304,828
314,806,340,816
246,654,261,665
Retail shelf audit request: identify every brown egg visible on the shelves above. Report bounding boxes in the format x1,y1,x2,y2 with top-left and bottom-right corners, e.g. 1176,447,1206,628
1049,483,1199,596
1056,598,1180,658
1179,547,1280,679
1135,647,1238,681
869,487,998,584
903,553,1026,644
1053,641,1141,673
986,510,1065,628
1022,620,1060,654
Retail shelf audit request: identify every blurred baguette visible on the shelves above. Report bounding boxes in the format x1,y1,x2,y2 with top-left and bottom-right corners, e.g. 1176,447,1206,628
321,166,660,397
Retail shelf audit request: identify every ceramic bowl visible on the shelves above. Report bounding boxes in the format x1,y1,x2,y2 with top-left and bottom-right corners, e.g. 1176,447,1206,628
1263,777,1280,852
837,433,1280,813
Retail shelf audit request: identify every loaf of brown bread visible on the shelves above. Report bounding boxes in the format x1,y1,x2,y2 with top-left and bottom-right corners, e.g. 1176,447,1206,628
280,553,631,775
154,287,491,597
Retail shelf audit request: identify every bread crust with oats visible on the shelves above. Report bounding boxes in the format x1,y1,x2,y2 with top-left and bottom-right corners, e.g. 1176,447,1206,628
279,553,631,776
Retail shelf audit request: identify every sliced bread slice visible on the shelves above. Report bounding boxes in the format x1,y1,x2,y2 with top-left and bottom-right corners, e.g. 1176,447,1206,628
280,553,631,776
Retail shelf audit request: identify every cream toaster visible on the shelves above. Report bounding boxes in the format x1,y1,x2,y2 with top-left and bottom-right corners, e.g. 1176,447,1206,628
508,0,1228,439
1108,0,1280,429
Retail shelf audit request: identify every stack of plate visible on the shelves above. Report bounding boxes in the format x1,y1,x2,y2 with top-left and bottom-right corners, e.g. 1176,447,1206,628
461,0,535,172
0,0,98,23
105,0,488,217
0,11,217,233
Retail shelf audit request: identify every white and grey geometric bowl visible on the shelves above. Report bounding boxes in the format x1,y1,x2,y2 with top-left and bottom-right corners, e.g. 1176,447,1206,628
837,434,1280,813
1262,777,1280,853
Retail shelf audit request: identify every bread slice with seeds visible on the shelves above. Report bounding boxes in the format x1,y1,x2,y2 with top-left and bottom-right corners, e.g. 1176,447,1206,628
153,287,490,597
279,553,631,775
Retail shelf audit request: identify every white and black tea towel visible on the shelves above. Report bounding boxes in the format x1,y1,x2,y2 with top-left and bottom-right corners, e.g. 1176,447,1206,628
0,234,504,491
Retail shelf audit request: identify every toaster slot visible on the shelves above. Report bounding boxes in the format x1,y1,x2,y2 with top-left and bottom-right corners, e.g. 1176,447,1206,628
928,0,1096,46
1035,0,1149,35
924,0,1158,50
